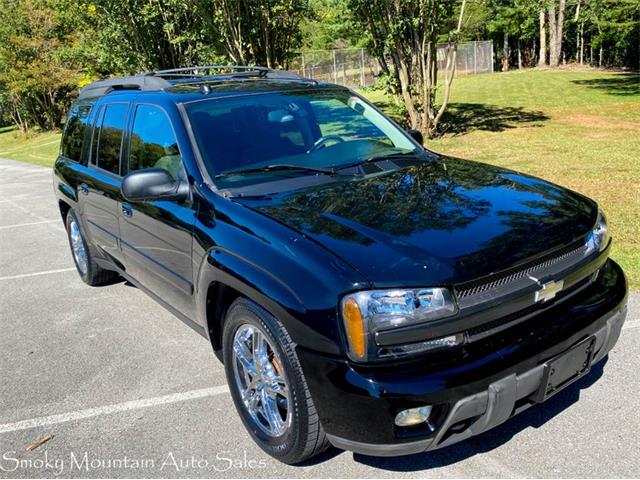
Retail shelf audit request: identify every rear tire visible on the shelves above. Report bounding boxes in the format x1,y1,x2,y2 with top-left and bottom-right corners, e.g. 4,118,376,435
222,298,329,464
65,209,118,286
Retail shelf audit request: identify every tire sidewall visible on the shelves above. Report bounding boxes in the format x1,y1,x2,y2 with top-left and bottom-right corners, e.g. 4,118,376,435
222,300,310,463
65,209,91,283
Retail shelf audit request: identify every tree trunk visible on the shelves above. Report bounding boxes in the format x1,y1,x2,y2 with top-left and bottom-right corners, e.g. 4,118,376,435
579,23,584,65
394,50,419,128
517,41,522,69
431,0,467,137
597,22,603,67
548,0,565,67
574,0,581,62
538,10,547,66
599,47,603,67
557,0,565,64
502,32,509,71
548,4,557,66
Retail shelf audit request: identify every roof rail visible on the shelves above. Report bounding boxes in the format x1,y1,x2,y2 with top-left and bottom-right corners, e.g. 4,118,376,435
150,65,315,84
77,66,317,99
151,65,270,78
78,76,172,100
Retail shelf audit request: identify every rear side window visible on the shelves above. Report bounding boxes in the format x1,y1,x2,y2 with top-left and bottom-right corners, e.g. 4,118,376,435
129,105,184,180
94,103,128,174
61,104,92,162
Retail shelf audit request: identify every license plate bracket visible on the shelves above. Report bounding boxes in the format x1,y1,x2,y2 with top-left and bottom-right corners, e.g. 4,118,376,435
536,336,596,402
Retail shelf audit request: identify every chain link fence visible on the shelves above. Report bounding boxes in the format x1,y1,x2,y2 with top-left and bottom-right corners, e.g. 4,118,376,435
440,40,494,76
289,41,493,88
289,48,380,88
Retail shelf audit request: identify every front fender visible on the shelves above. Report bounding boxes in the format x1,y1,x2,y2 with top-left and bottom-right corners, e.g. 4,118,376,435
195,246,347,355
196,245,305,328
192,187,370,356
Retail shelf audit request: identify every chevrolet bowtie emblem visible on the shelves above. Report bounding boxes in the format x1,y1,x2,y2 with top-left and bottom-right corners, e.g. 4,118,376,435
534,279,564,303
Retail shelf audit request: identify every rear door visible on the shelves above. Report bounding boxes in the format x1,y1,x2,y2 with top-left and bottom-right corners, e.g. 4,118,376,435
81,102,130,263
118,103,196,317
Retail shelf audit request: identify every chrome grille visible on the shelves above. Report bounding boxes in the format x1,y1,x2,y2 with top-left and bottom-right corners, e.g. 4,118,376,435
455,241,588,299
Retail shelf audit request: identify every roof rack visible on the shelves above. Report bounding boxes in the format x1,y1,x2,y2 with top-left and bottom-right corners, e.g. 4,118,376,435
151,65,271,78
149,65,314,84
78,65,316,99
78,76,172,100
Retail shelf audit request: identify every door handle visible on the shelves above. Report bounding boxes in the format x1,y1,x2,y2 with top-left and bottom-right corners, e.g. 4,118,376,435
121,203,133,218
80,183,89,195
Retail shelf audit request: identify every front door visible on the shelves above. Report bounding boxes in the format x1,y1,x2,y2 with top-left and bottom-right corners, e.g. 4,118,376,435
118,104,196,318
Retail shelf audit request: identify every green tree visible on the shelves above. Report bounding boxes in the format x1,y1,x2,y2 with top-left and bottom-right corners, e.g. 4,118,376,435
583,0,639,68
486,0,540,70
206,0,309,68
85,0,221,74
0,0,85,131
349,0,467,138
300,0,363,50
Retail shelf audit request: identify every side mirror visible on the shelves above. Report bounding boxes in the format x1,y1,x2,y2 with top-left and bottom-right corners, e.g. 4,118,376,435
407,129,424,145
121,168,188,203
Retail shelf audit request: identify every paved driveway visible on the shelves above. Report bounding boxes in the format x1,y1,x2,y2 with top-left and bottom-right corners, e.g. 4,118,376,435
0,157,638,478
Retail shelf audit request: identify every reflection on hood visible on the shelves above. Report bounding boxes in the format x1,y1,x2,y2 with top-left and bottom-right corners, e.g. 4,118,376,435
239,157,596,287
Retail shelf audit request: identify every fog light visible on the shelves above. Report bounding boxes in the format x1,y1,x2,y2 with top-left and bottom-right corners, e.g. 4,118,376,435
395,405,432,427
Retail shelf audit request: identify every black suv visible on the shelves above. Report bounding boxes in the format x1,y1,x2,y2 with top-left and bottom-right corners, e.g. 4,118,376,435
54,66,627,464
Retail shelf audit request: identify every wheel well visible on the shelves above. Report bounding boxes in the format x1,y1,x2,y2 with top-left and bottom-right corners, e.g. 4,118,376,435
58,200,71,224
206,282,242,353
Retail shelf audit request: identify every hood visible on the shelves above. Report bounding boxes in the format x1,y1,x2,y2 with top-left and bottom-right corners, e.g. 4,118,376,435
238,157,597,287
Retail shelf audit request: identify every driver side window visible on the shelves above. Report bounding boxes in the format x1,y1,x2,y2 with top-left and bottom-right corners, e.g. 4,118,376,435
129,105,185,181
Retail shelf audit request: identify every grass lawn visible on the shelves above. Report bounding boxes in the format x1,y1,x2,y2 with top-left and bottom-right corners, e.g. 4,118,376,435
363,69,639,289
0,126,61,167
1,69,638,288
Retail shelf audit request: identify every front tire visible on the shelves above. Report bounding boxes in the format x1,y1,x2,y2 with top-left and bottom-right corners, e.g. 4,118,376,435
222,298,329,464
65,209,118,286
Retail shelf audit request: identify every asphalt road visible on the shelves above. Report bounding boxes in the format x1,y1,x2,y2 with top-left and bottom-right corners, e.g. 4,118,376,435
0,157,639,478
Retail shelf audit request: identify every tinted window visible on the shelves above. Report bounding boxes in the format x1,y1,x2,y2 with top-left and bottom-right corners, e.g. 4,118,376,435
95,103,128,174
129,105,184,180
186,90,418,189
61,104,92,162
90,106,104,166
310,98,387,142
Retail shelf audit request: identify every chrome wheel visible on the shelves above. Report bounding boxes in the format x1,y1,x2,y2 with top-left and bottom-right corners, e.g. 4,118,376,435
232,324,292,437
69,218,88,275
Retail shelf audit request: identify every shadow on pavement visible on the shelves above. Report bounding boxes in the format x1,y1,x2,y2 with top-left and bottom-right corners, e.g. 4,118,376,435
349,356,608,472
571,73,640,96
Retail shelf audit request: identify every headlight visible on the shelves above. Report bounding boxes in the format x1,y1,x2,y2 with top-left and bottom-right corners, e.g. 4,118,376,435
341,288,458,361
586,209,610,254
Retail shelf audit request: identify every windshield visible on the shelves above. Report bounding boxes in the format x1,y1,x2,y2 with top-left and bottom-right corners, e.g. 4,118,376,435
185,89,421,189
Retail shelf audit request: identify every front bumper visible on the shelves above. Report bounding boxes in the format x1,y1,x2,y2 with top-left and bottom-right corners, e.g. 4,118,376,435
298,259,627,457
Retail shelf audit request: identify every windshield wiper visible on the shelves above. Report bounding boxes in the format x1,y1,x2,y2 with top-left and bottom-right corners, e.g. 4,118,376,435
334,151,424,172
215,164,336,179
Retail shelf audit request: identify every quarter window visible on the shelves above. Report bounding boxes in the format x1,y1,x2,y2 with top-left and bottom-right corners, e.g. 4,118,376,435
95,103,128,174
61,104,92,162
129,105,184,180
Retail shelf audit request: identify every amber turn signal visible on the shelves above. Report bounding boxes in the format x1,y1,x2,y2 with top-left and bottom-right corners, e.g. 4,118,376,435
343,298,366,359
